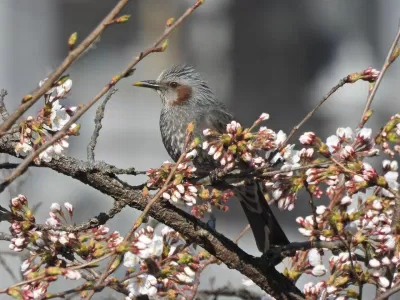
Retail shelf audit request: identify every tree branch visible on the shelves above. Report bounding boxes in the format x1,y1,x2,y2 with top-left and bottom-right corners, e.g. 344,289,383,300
87,88,118,162
196,285,262,300
0,135,304,299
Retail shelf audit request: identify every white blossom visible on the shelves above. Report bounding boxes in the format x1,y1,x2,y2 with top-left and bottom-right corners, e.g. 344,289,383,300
123,252,140,268
358,128,372,141
127,274,157,297
275,130,287,147
326,135,340,153
308,249,321,267
315,205,326,215
15,141,33,157
336,127,353,140
49,101,70,131
64,270,81,280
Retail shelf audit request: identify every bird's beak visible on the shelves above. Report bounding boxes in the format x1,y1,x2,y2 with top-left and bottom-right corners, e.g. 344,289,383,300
133,80,161,90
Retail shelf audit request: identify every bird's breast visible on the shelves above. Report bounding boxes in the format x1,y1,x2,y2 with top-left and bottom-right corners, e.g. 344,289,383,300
159,108,218,171
159,110,188,162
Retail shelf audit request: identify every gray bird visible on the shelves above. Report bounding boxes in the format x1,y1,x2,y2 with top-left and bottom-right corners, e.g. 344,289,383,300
134,65,289,252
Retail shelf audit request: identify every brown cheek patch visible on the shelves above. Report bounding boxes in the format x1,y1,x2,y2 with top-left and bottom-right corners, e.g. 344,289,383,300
172,85,192,105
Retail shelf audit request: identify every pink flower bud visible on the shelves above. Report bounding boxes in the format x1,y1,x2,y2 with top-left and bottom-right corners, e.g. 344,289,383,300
299,132,316,145
64,202,73,213
208,146,217,156
50,203,61,213
176,184,185,194
378,276,390,288
369,258,381,268
258,112,270,121
203,129,212,136
311,265,326,276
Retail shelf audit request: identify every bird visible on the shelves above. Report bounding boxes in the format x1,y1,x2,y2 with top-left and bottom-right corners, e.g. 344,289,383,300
134,65,289,253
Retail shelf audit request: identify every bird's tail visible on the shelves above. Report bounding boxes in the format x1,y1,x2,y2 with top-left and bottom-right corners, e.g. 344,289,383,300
234,182,289,253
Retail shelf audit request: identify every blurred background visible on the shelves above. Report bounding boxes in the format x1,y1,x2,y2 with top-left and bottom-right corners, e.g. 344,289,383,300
0,0,399,299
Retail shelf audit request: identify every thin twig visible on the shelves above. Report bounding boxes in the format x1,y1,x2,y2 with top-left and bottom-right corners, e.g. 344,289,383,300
233,224,251,243
87,88,118,162
0,254,18,282
0,89,9,121
36,197,131,232
305,186,318,232
359,24,400,127
0,0,131,136
280,77,348,150
0,0,204,195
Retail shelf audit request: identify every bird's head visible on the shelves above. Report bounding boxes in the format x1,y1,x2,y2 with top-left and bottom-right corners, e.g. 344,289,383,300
134,65,216,107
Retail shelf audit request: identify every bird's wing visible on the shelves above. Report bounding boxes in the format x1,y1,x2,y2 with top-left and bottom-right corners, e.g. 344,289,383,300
195,108,234,135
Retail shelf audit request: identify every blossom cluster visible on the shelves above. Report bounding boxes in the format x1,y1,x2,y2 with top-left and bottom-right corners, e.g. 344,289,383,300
15,76,80,164
201,113,292,172
8,195,120,299
147,161,198,206
197,111,400,298
7,194,215,299
123,226,209,299
144,107,400,299
146,160,233,218
281,124,400,298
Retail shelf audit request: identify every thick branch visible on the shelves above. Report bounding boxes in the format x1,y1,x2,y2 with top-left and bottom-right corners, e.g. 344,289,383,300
0,135,304,299
196,285,262,300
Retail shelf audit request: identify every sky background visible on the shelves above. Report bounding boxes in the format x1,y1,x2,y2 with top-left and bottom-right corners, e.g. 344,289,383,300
0,0,400,299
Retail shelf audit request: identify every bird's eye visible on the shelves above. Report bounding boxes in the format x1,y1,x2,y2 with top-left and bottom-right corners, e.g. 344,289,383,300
169,81,178,88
